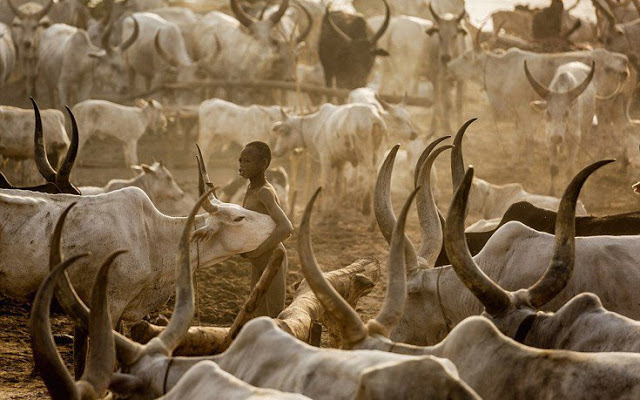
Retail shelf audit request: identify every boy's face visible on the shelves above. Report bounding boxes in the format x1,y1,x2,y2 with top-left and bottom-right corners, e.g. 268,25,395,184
239,146,267,179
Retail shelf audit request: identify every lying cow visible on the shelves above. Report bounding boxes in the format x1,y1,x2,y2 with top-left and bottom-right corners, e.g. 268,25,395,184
375,142,640,346
197,98,285,158
299,178,640,400
55,194,479,400
447,161,640,354
79,161,192,216
72,98,167,167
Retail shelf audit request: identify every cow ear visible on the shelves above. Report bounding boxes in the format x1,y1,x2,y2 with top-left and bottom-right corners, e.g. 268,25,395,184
529,100,547,113
134,98,146,108
426,26,439,36
39,18,51,29
141,164,154,174
130,165,143,172
458,28,468,35
372,48,389,57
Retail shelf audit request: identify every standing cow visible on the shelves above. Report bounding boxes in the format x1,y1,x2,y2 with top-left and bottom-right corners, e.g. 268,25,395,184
0,22,16,85
272,103,387,215
525,61,596,195
8,0,52,97
318,0,390,90
72,99,167,167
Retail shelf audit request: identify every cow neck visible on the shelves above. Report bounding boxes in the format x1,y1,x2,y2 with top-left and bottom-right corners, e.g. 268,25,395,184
154,213,210,275
436,267,454,334
481,52,491,93
429,266,483,327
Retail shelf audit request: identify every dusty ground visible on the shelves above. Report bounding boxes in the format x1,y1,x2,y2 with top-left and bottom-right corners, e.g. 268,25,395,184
1,86,639,399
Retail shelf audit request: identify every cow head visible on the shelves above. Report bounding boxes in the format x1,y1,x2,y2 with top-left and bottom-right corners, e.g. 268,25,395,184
9,0,52,57
230,0,312,80
154,31,220,86
444,161,613,340
271,109,304,157
131,161,185,202
425,3,466,65
324,0,390,89
375,93,419,140
525,60,595,148
90,15,139,96
135,98,167,134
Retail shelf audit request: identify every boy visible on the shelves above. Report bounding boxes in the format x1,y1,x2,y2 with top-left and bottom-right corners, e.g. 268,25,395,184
239,141,293,317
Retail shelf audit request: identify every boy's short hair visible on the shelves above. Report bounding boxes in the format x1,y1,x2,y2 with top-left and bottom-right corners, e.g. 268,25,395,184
245,141,271,167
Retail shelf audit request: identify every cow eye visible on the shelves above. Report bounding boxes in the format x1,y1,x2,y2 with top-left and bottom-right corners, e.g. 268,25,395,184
233,216,246,222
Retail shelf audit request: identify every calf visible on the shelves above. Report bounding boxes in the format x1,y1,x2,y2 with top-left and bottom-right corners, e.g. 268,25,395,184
72,98,167,166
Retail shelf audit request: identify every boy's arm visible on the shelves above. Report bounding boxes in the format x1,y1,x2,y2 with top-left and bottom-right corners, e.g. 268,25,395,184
242,187,293,258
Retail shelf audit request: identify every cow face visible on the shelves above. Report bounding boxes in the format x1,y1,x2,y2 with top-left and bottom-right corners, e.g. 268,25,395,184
136,98,167,134
9,1,52,69
271,116,303,157
378,96,419,140
133,162,185,202
447,49,483,82
426,5,466,65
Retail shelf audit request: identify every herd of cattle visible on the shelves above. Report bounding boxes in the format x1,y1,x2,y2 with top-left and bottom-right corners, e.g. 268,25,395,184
3,0,640,398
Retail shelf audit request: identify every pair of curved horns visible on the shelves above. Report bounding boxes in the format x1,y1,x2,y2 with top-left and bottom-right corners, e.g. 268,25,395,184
231,0,289,29
298,185,418,345
524,60,596,102
444,159,614,316
8,0,52,20
429,2,466,24
326,0,390,45
101,15,139,55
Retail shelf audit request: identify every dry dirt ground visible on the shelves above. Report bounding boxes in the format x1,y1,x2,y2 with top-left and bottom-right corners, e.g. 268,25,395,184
1,86,639,399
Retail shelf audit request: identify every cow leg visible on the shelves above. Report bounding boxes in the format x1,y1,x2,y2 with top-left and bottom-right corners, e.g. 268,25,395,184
440,79,453,134
430,78,441,134
123,140,139,167
318,159,329,214
73,324,87,379
455,79,465,127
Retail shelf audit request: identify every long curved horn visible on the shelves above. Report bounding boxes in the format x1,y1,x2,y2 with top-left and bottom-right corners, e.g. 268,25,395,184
451,118,477,191
369,0,390,44
473,20,488,52
157,188,217,352
230,0,258,28
154,32,182,67
632,0,640,16
428,2,441,23
56,107,80,194
524,60,552,99
595,68,627,101
118,16,139,53
444,167,512,316
32,0,52,21
413,136,451,188
527,160,614,308
7,0,28,19
593,0,616,28
49,206,142,366
368,187,419,337
298,188,367,347
101,20,115,54
269,0,289,25
31,97,57,183
81,251,124,396
30,254,89,400
373,145,419,272
325,4,352,44
195,143,220,213
416,145,453,265
293,1,313,44
566,61,596,102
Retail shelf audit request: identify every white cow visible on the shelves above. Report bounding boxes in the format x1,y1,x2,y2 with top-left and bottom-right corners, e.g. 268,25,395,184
0,22,15,84
149,6,201,59
298,183,640,400
79,162,192,216
272,103,387,214
0,186,274,326
374,145,640,346
468,176,588,220
525,61,596,195
0,104,68,165
348,87,419,142
368,15,433,97
72,99,167,167
198,98,285,157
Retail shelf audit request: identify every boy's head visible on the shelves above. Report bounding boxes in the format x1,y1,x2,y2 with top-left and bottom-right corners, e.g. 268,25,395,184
239,141,271,179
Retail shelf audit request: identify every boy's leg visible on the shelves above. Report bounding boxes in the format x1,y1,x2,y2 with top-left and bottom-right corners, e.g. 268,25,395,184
250,244,288,318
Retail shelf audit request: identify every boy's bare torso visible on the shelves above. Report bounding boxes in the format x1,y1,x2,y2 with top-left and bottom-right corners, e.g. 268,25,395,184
243,181,280,215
